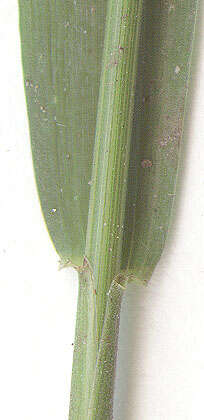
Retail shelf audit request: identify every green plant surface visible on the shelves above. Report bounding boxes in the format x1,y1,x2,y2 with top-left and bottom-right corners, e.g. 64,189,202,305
18,0,107,265
18,0,199,419
69,1,143,418
69,266,127,419
85,0,143,338
121,0,199,282
19,1,199,281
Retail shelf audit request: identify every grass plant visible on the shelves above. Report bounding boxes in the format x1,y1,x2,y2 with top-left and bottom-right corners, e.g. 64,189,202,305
18,0,199,418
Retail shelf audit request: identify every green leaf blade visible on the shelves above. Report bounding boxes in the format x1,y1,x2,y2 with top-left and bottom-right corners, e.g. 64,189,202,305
18,0,107,264
121,0,199,282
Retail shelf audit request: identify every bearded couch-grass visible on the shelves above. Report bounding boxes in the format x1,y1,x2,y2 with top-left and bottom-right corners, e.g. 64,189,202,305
18,1,198,418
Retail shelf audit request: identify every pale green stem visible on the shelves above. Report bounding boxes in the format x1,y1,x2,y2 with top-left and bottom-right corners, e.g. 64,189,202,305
69,266,127,419
87,276,127,419
86,0,143,338
69,1,143,418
